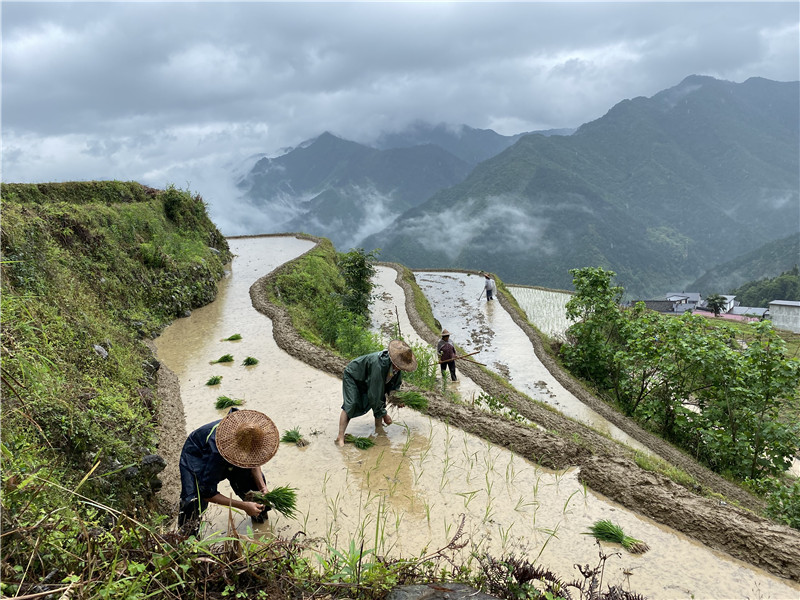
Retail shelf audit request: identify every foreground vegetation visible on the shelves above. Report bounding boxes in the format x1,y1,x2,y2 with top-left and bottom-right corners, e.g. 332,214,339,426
559,267,800,528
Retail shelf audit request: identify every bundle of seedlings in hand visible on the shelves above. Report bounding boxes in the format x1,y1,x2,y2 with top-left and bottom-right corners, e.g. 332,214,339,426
583,519,650,554
205,375,223,386
242,356,259,366
211,354,235,364
390,390,428,411
246,486,298,519
215,396,244,409
281,427,309,447
344,434,375,449
224,333,242,341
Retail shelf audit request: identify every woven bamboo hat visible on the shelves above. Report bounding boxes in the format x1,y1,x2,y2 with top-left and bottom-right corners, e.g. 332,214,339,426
388,339,417,372
216,409,279,468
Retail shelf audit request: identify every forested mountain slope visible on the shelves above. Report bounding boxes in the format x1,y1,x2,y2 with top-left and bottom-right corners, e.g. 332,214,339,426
237,132,472,249
365,76,799,298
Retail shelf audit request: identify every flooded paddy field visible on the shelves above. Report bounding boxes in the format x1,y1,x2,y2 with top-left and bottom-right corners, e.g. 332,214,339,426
507,284,574,341
154,238,799,599
415,271,648,452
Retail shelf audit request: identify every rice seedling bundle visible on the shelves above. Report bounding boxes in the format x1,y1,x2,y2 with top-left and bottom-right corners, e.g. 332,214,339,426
390,390,429,411
344,434,375,449
205,375,223,386
215,396,244,409
225,334,243,341
281,427,309,447
247,486,298,519
242,356,259,366
583,519,650,554
211,354,234,364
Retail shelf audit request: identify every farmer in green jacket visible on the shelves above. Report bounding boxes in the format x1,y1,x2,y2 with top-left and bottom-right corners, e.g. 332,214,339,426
335,339,417,446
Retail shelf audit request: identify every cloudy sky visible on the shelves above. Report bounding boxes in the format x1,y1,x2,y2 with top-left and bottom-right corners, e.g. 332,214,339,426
2,1,798,232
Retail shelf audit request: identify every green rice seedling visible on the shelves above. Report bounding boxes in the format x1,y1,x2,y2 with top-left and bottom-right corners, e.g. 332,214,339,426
455,490,480,509
224,333,242,341
247,486,298,519
281,427,308,447
344,434,375,449
583,519,650,554
242,356,259,366
205,375,223,386
211,353,234,364
215,396,243,409
563,489,579,514
390,390,428,411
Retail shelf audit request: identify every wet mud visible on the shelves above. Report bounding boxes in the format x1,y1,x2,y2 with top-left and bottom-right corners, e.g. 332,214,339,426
153,236,800,595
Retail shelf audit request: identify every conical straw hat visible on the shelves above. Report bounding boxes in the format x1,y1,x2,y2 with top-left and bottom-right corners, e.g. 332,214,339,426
388,339,417,372
216,409,279,468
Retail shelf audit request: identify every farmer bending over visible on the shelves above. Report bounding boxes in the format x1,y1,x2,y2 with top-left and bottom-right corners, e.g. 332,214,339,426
178,408,280,535
336,339,417,446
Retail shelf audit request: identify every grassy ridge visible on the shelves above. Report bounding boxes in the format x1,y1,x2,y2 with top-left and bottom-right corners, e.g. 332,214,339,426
1,182,231,592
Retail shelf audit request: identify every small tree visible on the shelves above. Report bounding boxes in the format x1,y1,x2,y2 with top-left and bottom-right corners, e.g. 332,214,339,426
561,267,626,388
705,294,726,317
337,247,379,319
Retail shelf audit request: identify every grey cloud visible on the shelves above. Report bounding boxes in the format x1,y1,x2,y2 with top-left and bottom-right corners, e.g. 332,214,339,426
2,1,797,210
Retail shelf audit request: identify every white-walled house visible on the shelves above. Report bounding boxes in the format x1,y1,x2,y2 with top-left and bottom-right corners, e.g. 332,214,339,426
769,300,800,333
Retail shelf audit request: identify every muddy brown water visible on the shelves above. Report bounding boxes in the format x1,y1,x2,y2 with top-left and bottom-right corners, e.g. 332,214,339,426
155,236,799,600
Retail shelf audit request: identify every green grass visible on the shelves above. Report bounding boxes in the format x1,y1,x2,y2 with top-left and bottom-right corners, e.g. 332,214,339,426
633,451,698,489
224,333,242,341
242,356,259,366
205,375,223,385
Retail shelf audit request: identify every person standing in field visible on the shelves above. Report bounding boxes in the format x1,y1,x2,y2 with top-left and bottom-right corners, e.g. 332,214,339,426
484,273,497,301
335,339,417,446
437,329,457,382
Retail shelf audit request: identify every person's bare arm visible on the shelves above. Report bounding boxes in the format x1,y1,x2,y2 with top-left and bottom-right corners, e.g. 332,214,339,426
204,493,264,516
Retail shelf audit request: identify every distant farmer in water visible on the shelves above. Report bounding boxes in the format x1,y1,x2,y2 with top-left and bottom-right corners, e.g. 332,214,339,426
336,339,417,446
437,329,457,382
484,273,497,301
178,408,279,535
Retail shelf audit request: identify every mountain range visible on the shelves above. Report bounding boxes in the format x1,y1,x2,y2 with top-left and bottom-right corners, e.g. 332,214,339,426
236,75,799,298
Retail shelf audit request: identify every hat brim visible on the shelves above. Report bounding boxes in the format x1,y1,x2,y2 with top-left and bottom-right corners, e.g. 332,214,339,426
216,410,279,468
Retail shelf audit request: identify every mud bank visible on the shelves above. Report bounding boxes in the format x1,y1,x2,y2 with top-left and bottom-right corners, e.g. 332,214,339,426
243,254,799,583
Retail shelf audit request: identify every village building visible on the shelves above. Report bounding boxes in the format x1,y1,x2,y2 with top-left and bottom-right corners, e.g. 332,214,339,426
768,300,800,333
